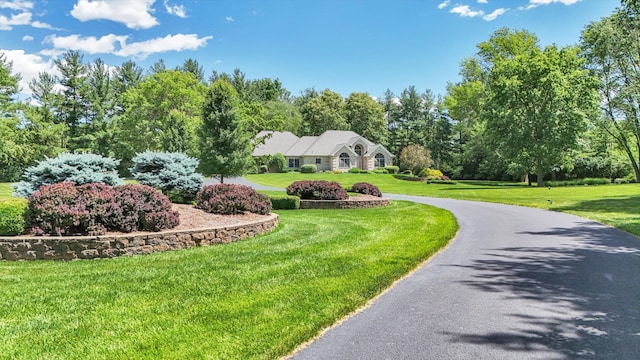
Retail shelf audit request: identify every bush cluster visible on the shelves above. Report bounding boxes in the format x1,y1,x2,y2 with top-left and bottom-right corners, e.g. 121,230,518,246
418,168,444,179
286,180,348,200
14,153,122,198
28,183,179,236
196,184,272,215
544,178,611,187
351,182,382,197
301,164,317,173
385,166,399,174
269,195,301,210
130,151,204,204
0,199,28,236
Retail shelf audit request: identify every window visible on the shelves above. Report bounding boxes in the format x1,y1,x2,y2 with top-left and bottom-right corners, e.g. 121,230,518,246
375,153,385,168
339,153,350,168
288,158,300,168
315,158,322,164
354,145,363,156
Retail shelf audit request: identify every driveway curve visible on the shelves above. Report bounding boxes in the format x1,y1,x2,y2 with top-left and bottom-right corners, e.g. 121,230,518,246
292,194,640,359
221,179,640,359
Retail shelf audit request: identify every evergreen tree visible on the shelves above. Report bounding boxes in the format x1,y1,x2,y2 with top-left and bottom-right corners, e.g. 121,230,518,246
199,79,253,183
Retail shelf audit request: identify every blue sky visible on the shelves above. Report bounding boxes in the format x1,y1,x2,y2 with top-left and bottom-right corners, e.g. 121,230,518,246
1,0,620,100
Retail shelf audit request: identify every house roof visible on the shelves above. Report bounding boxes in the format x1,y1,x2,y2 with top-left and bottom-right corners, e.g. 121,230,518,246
252,130,393,158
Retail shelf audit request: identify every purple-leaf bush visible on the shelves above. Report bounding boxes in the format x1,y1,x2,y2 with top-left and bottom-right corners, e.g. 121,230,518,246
196,184,272,215
28,182,179,236
351,182,382,197
286,180,348,200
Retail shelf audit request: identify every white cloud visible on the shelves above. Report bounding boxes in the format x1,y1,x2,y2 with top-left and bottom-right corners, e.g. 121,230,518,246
45,34,128,54
483,8,507,21
437,0,450,10
164,0,186,18
478,0,488,3
225,16,234,22
524,0,581,9
115,33,213,59
31,20,55,29
450,5,483,18
1,49,57,96
0,10,31,29
42,33,213,60
0,0,33,11
70,0,159,30
22,34,32,41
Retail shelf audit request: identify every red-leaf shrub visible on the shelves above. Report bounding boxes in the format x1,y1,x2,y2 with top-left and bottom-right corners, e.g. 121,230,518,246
27,182,179,236
113,184,180,232
286,180,348,200
351,182,382,197
196,184,272,215
28,182,118,236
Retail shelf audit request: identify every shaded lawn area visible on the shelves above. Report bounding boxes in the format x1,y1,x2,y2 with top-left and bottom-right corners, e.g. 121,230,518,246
0,201,457,359
246,173,640,237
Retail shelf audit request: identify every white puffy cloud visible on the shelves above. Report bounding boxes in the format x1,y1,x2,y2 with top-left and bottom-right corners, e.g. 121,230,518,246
1,49,57,95
45,34,128,54
164,0,186,18
478,0,488,3
226,16,234,22
483,8,507,21
0,0,33,11
22,34,32,41
70,0,159,30
0,10,31,29
437,0,450,10
450,5,483,18
42,33,213,59
115,33,213,59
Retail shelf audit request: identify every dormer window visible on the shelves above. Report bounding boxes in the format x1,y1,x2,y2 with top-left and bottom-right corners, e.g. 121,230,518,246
354,144,363,156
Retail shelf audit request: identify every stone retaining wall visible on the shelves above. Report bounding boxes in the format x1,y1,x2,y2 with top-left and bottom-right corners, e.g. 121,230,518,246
300,197,390,209
0,214,278,261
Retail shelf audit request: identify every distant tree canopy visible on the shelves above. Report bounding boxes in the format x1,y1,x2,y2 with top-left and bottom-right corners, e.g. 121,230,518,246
1,5,637,184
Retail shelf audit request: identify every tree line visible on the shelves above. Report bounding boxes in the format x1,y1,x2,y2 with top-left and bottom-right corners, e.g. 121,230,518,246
0,0,638,186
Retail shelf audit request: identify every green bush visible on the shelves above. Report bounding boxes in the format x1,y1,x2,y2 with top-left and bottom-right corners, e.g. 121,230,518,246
374,168,389,174
385,166,399,174
269,195,300,210
268,153,287,173
259,165,269,174
300,164,317,173
348,167,361,174
0,199,28,235
418,168,444,179
545,178,611,187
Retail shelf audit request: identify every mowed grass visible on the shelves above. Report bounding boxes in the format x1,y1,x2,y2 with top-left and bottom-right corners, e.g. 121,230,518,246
246,173,640,236
0,201,457,359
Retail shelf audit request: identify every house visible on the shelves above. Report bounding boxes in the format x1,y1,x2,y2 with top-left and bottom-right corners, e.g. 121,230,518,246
253,130,394,172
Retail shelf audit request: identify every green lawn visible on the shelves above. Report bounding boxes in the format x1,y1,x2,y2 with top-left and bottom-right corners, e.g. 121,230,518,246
0,201,457,359
246,173,640,236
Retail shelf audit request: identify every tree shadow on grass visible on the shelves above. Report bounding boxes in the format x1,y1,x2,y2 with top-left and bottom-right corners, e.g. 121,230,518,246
555,195,640,217
443,223,640,359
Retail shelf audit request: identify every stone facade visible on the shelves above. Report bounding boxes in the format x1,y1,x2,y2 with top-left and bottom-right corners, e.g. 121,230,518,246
299,197,390,210
0,214,278,261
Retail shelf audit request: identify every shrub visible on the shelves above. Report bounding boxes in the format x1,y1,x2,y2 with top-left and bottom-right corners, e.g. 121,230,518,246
544,178,611,187
393,174,422,182
14,153,122,198
418,168,444,179
28,182,179,236
269,195,300,210
0,199,28,235
286,180,348,200
130,151,204,204
196,184,272,215
401,169,413,175
385,166,399,174
301,164,317,173
259,165,269,174
351,182,382,197
268,153,287,173
374,168,389,174
348,167,361,174
113,184,180,232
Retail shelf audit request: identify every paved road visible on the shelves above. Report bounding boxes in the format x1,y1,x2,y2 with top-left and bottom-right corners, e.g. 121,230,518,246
219,178,640,359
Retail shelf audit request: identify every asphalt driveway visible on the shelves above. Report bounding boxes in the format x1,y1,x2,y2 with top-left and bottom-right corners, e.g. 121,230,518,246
221,178,640,359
